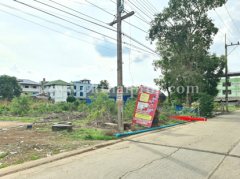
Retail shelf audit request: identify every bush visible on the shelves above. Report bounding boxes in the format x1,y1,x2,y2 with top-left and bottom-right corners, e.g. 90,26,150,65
199,93,214,117
124,98,137,121
67,95,76,103
159,113,168,121
0,105,10,114
11,95,31,116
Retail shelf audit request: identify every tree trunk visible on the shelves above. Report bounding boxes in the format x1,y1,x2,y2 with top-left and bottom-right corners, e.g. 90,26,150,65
187,92,191,107
167,88,171,104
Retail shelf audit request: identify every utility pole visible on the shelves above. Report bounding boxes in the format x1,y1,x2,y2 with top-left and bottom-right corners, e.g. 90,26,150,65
225,34,228,112
109,0,134,133
225,34,240,112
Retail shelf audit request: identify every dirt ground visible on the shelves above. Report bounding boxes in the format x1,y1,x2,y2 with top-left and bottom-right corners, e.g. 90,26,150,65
0,121,29,129
0,120,107,168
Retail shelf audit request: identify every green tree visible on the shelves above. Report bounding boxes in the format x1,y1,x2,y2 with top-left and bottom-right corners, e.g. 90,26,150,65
149,0,227,106
0,75,22,101
97,80,109,90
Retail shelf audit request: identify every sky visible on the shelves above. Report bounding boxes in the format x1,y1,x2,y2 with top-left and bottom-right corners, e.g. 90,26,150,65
0,0,240,93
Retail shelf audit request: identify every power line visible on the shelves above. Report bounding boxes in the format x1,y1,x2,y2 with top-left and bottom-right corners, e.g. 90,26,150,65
14,0,159,55
84,0,114,16
145,0,159,13
224,4,240,37
67,0,115,12
49,0,114,28
82,0,148,33
141,0,158,14
135,0,156,17
214,9,239,42
31,0,117,32
0,9,157,58
0,3,157,56
110,0,151,25
125,0,153,20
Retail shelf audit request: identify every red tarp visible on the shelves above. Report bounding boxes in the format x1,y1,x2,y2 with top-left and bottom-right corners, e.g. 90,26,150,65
169,116,207,121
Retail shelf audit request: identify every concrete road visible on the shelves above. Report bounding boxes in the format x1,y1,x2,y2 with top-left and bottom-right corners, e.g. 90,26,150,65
4,111,240,179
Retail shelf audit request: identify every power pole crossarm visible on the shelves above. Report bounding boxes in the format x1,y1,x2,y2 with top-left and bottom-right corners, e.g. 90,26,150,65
109,11,134,26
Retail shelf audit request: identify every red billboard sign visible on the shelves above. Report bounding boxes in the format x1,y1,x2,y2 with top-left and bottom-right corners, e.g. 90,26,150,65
132,85,160,127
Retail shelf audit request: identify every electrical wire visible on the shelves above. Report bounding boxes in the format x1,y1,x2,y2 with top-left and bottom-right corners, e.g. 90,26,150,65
2,4,157,56
146,0,159,13
214,9,239,42
128,17,134,86
124,1,151,23
49,0,115,28
13,0,159,55
126,0,153,20
67,0,115,12
135,0,156,17
0,8,156,58
228,45,238,56
140,0,158,14
224,4,240,37
82,0,149,33
110,0,151,25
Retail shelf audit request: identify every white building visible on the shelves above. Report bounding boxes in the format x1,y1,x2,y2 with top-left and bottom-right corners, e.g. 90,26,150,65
43,80,73,103
18,79,41,95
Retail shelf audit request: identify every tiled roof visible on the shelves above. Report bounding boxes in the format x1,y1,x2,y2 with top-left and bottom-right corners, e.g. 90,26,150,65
18,79,41,86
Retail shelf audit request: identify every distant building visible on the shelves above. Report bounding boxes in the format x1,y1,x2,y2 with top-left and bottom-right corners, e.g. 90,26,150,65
71,79,98,100
17,79,41,95
87,86,137,103
215,78,240,105
31,93,49,100
43,80,73,103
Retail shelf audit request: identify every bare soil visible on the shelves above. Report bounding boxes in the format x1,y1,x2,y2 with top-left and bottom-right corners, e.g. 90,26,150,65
0,122,106,168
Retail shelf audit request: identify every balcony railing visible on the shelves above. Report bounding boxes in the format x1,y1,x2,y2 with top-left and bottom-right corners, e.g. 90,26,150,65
22,88,40,92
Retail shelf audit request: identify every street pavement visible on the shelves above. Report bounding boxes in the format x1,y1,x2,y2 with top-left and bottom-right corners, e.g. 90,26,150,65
4,110,240,179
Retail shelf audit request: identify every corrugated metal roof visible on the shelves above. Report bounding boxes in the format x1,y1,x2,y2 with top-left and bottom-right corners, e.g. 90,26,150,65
18,79,41,86
44,80,73,86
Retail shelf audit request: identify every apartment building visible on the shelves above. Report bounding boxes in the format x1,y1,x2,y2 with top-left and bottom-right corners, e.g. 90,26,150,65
70,79,98,100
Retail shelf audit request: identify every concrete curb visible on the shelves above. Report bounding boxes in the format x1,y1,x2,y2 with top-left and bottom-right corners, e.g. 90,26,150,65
0,121,193,177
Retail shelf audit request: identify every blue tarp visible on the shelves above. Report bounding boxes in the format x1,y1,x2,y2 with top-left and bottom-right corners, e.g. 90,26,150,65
86,96,133,104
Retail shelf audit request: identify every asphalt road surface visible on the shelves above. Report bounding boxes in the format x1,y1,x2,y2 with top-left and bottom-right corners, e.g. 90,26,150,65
4,110,240,179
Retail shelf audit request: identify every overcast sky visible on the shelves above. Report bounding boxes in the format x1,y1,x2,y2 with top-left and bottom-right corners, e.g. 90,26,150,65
0,0,240,92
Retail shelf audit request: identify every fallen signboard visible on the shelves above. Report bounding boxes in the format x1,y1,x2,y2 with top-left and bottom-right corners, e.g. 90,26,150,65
132,85,160,127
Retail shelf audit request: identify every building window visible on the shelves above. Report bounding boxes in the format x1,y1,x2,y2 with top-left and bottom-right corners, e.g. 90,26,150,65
74,92,76,96
67,92,70,96
33,86,37,89
80,92,83,96
74,86,76,90
80,86,83,90
53,92,55,96
223,82,231,87
25,86,29,88
223,90,231,95
53,85,55,89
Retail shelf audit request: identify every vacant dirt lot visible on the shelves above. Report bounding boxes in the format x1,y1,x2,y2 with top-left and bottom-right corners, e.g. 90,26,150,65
0,118,111,169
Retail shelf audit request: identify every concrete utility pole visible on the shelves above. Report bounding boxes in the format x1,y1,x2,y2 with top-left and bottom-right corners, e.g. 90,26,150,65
109,0,134,133
225,34,228,112
225,34,240,112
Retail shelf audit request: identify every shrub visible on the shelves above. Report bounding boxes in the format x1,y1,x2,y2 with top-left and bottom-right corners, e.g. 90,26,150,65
124,98,137,121
199,93,214,117
0,105,10,114
67,95,76,103
159,113,168,121
11,95,31,116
